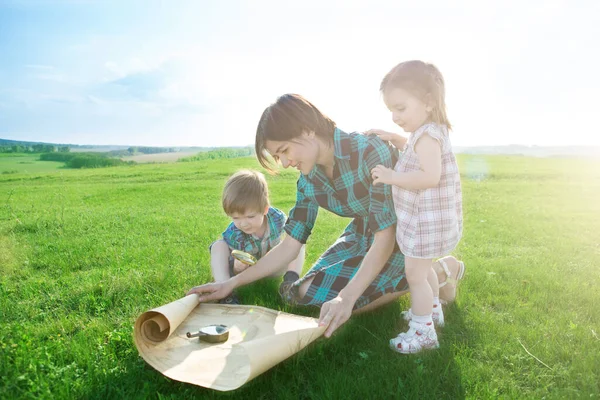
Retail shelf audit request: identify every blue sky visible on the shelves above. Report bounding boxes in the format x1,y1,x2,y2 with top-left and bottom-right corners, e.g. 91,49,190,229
0,0,598,147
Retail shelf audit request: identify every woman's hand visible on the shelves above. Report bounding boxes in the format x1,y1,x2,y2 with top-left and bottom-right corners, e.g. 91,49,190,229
186,280,235,302
318,295,354,338
371,164,395,186
232,259,249,275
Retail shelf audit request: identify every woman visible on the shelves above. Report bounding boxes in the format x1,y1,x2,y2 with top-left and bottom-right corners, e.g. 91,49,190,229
187,94,465,338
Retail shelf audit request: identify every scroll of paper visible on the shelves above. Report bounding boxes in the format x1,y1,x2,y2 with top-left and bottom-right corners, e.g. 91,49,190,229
133,295,325,391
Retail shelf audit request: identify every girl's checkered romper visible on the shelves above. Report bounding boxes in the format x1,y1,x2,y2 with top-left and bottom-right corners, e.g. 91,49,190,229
392,123,463,259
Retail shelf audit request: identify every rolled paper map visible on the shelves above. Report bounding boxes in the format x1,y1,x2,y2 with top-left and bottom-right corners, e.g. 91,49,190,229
134,296,325,391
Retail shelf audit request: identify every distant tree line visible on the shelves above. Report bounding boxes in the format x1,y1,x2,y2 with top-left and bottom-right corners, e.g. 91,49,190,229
0,144,70,153
179,148,255,162
39,152,134,169
128,146,176,154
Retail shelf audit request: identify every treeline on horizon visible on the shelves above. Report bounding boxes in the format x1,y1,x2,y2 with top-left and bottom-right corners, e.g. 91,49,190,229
0,144,70,153
37,147,253,169
2,139,256,169
39,152,134,168
0,144,177,156
179,147,255,162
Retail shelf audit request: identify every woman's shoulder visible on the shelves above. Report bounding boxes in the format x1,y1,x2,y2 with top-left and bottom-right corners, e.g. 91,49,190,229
339,130,395,160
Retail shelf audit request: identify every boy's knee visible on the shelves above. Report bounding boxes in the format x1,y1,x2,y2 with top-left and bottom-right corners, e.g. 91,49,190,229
210,240,229,254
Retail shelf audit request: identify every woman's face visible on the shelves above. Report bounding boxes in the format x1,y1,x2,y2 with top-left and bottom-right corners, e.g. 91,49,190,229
265,132,320,175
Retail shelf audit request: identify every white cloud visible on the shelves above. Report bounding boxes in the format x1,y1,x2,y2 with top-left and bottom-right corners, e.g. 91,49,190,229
2,0,599,146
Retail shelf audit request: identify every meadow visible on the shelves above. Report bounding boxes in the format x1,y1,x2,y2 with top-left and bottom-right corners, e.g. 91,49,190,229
1,154,599,399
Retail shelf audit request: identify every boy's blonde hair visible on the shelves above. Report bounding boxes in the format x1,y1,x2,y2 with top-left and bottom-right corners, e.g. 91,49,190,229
380,60,452,130
222,170,269,215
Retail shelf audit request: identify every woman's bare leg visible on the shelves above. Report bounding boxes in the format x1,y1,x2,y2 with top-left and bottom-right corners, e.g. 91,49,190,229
353,290,409,314
297,275,314,299
298,273,409,314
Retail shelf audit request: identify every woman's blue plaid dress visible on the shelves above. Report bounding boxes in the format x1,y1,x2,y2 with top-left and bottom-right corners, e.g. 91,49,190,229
285,128,408,309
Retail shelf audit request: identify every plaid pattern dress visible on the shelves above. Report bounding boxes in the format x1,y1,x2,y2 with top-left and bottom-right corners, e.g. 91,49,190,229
286,128,408,310
392,123,463,259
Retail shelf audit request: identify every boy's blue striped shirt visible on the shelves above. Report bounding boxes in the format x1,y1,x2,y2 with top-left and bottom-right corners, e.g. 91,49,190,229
222,206,286,259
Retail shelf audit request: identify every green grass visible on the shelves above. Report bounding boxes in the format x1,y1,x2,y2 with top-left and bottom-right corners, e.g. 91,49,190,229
1,155,599,399
0,154,65,174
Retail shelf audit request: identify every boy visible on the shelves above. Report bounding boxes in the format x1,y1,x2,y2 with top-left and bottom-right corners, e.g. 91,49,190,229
209,169,304,304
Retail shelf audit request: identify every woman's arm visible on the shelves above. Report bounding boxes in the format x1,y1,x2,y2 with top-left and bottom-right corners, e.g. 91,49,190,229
232,236,303,287
318,225,396,337
319,136,400,337
339,225,395,302
187,235,303,302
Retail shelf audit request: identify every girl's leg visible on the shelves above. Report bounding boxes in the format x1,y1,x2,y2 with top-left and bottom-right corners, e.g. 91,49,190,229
427,264,444,326
427,267,440,298
390,257,438,354
405,257,433,317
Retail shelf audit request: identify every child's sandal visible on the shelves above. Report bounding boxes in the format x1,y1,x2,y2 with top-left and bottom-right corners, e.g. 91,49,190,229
390,321,440,354
438,259,466,304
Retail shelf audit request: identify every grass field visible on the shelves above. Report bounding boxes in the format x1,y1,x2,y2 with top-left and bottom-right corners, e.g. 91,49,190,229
121,152,198,163
1,154,599,399
0,154,65,174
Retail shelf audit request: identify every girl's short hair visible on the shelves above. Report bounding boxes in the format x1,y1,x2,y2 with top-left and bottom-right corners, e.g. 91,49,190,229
380,60,452,129
255,93,336,173
222,170,269,215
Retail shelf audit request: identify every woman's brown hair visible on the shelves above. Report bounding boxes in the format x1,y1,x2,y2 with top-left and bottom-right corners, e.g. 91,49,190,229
255,94,336,173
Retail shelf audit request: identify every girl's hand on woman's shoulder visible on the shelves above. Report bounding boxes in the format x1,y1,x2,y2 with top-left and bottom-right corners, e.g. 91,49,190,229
364,129,407,150
364,129,397,141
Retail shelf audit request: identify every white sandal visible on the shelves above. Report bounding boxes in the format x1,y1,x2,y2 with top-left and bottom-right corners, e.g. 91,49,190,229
438,259,466,304
390,320,440,354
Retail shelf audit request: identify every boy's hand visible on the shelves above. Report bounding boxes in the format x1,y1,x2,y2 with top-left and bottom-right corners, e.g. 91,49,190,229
371,164,395,185
186,280,234,302
232,259,249,275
